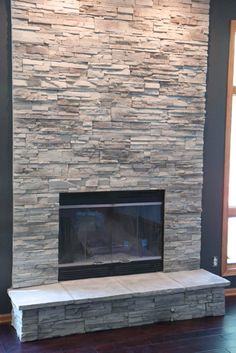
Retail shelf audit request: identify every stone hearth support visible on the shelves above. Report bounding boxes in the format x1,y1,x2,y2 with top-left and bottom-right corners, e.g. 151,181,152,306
8,270,230,342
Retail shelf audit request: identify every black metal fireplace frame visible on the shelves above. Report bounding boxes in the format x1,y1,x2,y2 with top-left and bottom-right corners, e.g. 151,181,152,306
58,190,164,281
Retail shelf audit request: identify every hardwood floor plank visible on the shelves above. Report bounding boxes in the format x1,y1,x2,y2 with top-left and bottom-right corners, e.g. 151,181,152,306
0,315,11,325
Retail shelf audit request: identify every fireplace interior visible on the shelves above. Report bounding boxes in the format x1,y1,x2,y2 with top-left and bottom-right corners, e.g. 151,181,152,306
59,190,164,280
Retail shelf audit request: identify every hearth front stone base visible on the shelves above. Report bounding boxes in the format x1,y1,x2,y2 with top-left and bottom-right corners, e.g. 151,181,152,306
8,270,229,342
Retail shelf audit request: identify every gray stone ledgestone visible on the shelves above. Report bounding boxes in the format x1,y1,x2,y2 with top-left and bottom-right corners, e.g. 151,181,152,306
134,296,156,309
12,0,210,287
38,306,65,323
129,309,160,325
155,293,185,308
153,310,172,322
100,313,128,324
38,319,85,340
12,306,39,342
212,288,225,302
21,324,39,342
206,301,226,316
11,305,22,334
65,305,85,320
191,304,207,319
185,289,213,304
82,303,112,318
23,309,38,325
171,305,194,321
112,298,136,313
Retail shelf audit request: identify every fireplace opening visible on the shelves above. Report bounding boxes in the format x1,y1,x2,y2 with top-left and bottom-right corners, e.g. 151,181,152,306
58,190,164,281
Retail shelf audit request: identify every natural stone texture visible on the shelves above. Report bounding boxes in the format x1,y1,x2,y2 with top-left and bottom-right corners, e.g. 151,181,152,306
9,270,229,342
12,0,210,287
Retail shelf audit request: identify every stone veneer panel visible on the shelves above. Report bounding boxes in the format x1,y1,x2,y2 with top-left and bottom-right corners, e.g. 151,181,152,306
12,287,225,342
12,0,210,287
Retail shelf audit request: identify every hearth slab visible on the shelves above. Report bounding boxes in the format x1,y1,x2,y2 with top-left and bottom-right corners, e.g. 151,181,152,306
8,283,73,310
167,269,228,290
8,269,230,342
9,269,229,310
60,276,133,302
116,272,184,295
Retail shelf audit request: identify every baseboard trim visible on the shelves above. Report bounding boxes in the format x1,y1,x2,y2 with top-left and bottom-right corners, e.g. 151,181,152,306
225,288,236,297
0,313,11,324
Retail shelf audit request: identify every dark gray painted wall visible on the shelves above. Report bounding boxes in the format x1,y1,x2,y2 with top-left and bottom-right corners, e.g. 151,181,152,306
201,0,236,287
0,0,12,314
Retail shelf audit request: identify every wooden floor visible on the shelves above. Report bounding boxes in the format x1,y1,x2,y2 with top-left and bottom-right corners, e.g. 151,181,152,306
1,297,236,353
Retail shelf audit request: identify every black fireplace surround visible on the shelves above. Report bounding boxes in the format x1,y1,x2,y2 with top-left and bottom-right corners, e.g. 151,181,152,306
59,190,164,281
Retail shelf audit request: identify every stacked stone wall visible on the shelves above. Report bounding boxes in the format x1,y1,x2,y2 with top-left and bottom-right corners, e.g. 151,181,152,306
12,0,210,287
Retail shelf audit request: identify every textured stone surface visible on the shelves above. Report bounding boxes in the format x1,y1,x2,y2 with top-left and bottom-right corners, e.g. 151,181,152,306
9,270,229,342
12,0,210,287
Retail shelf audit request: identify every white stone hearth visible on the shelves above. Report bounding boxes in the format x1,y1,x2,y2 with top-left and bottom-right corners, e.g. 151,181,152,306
8,270,230,342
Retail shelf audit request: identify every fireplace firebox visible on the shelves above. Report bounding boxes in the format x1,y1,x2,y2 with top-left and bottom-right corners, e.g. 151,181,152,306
59,190,164,280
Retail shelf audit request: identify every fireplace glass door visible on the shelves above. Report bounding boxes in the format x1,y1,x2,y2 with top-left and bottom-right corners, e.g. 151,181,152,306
59,191,164,280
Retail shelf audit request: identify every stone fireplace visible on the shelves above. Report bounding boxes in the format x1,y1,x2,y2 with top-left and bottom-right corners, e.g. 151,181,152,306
8,0,231,343
12,0,211,289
